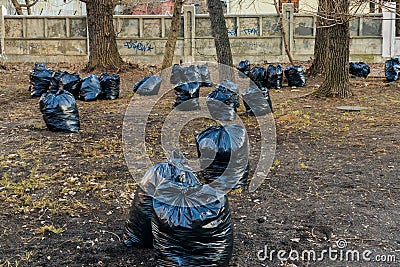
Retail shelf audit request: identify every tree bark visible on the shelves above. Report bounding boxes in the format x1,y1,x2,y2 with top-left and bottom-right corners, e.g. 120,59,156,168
10,0,23,15
313,0,351,98
307,0,329,76
161,0,183,70
85,0,124,72
273,0,294,66
207,0,233,68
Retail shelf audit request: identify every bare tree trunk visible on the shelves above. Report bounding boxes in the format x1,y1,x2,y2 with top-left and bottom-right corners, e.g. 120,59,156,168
85,0,124,72
307,0,329,76
313,0,351,98
10,0,23,15
207,0,233,67
273,0,294,66
161,0,183,70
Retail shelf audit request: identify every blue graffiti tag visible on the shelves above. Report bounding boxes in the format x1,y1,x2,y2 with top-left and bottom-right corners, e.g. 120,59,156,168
227,26,238,36
124,40,154,52
241,28,258,35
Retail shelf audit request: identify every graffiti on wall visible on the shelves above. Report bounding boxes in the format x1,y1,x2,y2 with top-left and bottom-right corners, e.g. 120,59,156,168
124,40,154,52
227,27,259,36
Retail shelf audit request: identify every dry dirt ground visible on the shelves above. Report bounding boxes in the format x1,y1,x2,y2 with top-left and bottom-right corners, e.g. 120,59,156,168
0,62,399,267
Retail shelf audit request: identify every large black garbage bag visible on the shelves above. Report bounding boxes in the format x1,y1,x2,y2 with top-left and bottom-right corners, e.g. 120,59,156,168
196,124,249,189
385,58,400,82
242,86,273,116
144,151,233,267
124,151,200,249
249,66,268,88
100,72,120,100
198,64,213,87
266,64,283,89
79,74,102,101
349,62,370,78
284,66,306,87
173,82,200,111
133,75,162,95
170,64,185,85
39,89,80,133
206,80,240,121
237,60,250,77
183,65,202,84
50,71,81,98
29,63,53,97
123,188,153,248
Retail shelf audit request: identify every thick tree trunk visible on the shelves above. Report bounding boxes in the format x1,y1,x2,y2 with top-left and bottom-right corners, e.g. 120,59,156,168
161,0,183,70
307,0,329,76
85,0,124,72
313,0,351,98
207,0,233,68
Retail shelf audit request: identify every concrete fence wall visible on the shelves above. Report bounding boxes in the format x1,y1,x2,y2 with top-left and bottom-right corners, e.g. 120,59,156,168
0,4,386,65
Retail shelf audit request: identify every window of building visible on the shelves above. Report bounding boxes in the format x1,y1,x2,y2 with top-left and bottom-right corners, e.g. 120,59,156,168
396,0,400,37
279,0,299,13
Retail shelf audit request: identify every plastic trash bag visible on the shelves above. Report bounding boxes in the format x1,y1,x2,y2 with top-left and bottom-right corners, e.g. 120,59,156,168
133,75,162,95
124,151,200,249
385,58,400,82
50,71,81,98
199,64,213,87
144,151,233,267
170,64,185,85
237,60,250,77
349,62,370,78
249,66,268,88
123,188,153,248
242,86,273,116
173,82,201,111
196,124,249,189
183,65,202,84
266,64,283,89
100,72,120,100
39,89,80,133
284,66,306,87
29,63,53,97
206,80,240,121
79,74,102,101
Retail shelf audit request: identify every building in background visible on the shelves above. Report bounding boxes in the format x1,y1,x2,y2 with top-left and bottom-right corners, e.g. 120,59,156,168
0,0,86,15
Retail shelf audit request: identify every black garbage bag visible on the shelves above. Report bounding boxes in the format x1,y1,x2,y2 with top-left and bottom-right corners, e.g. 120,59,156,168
173,82,201,111
50,71,81,98
123,188,153,248
249,66,268,88
242,86,273,116
266,64,283,89
237,60,250,77
29,63,53,97
124,151,199,248
284,66,306,87
79,74,102,101
39,89,80,133
170,64,185,85
133,75,162,95
196,124,249,189
206,80,240,121
183,65,202,84
100,72,120,100
144,151,233,267
198,64,213,87
349,62,370,78
385,58,400,82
